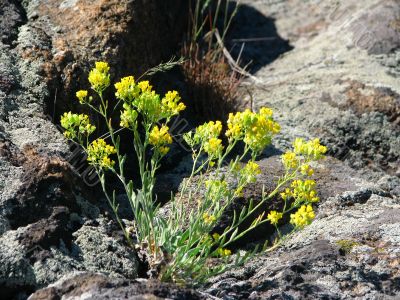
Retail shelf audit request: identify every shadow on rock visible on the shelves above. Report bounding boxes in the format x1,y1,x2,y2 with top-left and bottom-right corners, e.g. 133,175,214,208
226,3,293,73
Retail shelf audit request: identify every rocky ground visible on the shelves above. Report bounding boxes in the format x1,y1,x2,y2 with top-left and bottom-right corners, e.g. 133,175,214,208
0,0,399,299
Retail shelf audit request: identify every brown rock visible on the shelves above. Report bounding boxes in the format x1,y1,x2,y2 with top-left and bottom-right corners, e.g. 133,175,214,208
19,0,188,118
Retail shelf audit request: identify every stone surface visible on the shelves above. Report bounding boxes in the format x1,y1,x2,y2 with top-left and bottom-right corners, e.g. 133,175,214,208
158,155,379,248
197,0,400,298
0,0,186,298
204,192,400,299
237,0,400,177
18,0,187,118
0,0,26,45
28,272,204,300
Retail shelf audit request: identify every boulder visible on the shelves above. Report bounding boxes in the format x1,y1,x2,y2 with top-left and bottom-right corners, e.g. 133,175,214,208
28,272,204,300
18,0,187,117
237,0,400,177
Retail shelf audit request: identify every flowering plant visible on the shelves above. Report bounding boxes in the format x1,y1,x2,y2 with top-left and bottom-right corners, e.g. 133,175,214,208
61,62,327,284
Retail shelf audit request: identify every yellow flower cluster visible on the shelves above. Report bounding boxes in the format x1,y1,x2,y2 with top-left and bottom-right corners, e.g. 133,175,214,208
137,80,152,93
282,151,298,169
76,90,88,104
216,248,232,257
194,121,223,142
60,112,96,140
120,103,138,129
161,90,186,116
290,204,315,228
300,164,314,176
115,76,139,102
267,210,283,225
137,90,163,120
202,212,216,225
226,108,280,154
188,121,224,160
240,161,262,184
281,179,319,203
95,61,110,74
282,138,327,171
149,125,173,155
114,76,185,122
293,138,328,160
204,137,223,158
87,138,117,169
88,61,110,93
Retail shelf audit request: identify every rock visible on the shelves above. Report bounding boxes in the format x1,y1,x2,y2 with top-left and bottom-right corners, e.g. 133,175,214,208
73,223,138,279
351,0,400,55
0,0,187,297
18,0,188,118
238,0,400,177
28,272,204,300
0,216,139,299
158,154,380,249
204,192,400,299
0,0,26,45
198,1,400,297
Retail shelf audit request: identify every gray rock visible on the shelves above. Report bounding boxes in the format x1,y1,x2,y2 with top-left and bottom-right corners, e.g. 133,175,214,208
0,0,26,45
204,191,400,299
239,0,400,178
73,221,138,279
0,0,187,297
28,272,205,300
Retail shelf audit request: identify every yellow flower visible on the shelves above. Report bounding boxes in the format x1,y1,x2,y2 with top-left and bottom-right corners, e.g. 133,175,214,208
301,164,314,176
280,188,292,201
204,138,223,158
137,80,152,93
159,146,170,155
149,125,173,155
202,212,216,225
76,90,88,104
290,204,315,228
290,179,319,203
115,76,138,101
259,107,273,117
60,112,95,140
120,103,138,128
161,90,186,117
94,61,110,74
240,161,262,183
194,121,223,144
267,210,283,225
226,112,243,140
216,248,231,257
89,71,110,93
293,138,327,160
88,62,110,93
226,108,280,154
245,161,261,175
87,138,117,169
282,151,298,169
226,123,241,140
135,90,162,121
